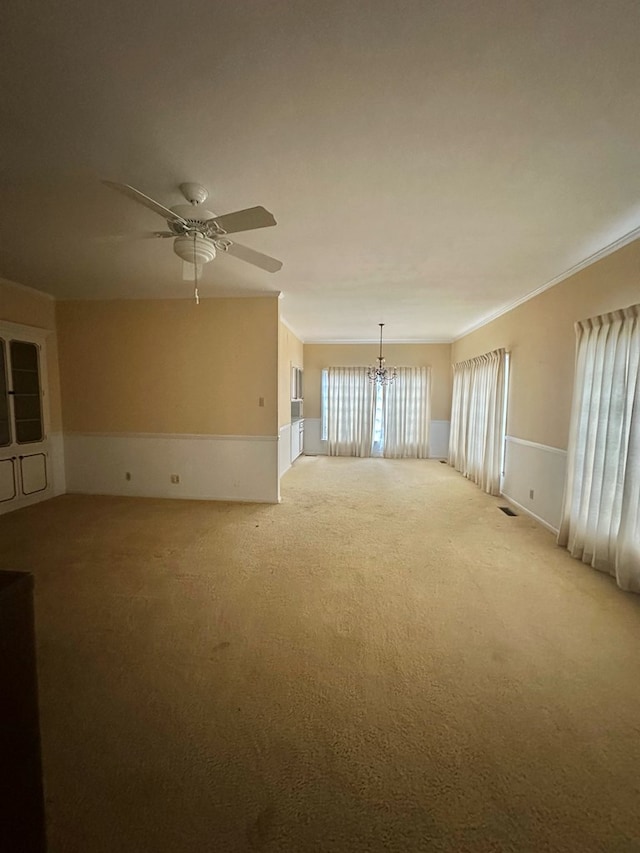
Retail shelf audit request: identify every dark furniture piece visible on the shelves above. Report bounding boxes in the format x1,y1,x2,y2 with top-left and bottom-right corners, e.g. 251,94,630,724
0,571,47,852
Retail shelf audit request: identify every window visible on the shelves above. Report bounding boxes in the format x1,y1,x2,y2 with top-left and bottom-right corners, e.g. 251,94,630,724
322,366,431,457
449,348,507,496
500,351,510,486
558,305,640,591
321,369,328,440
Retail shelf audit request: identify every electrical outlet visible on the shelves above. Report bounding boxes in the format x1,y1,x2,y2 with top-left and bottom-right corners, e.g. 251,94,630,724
259,396,265,407
529,489,534,500
125,472,131,481
170,474,180,484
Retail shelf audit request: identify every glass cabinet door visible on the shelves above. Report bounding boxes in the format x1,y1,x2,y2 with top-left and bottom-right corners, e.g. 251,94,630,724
0,341,10,447
9,341,43,444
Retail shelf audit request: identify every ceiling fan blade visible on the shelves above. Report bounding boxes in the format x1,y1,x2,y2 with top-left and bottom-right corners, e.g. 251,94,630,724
206,206,276,235
102,181,187,225
93,231,175,244
225,241,283,273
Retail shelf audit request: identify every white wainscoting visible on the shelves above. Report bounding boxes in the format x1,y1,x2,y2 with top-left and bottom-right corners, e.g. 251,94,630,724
429,420,450,460
301,418,450,459
49,431,66,496
501,436,567,533
64,432,280,504
303,418,326,456
279,423,292,478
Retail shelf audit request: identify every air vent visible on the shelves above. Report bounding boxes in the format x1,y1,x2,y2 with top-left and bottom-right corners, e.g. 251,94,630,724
499,506,517,517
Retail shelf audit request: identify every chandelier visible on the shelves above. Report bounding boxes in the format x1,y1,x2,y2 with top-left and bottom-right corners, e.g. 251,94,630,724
367,323,397,385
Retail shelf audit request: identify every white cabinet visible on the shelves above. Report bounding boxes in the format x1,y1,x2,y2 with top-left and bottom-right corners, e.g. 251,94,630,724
290,419,304,463
0,458,16,503
20,453,48,495
0,326,51,514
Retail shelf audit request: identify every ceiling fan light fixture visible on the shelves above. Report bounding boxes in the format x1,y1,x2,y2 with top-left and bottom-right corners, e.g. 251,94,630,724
173,233,217,266
102,180,282,274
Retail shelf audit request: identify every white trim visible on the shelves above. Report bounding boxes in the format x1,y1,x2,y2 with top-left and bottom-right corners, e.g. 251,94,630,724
0,276,55,302
501,492,560,535
453,225,640,341
505,435,567,456
63,488,277,504
304,337,452,345
60,290,282,302
63,431,278,442
0,319,54,338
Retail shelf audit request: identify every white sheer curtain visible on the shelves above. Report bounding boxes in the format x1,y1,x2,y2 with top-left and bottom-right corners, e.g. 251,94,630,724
382,367,431,458
326,367,376,457
558,305,640,592
449,349,506,495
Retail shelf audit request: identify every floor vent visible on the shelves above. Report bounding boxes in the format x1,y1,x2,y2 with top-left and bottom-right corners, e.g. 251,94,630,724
439,460,447,464
499,506,517,517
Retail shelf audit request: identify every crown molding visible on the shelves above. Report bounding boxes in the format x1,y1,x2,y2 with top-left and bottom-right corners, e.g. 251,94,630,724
304,337,452,345
453,225,640,341
57,290,282,302
0,276,55,301
0,319,54,338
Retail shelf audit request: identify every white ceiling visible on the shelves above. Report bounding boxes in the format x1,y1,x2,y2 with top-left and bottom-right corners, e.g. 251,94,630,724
1,0,640,341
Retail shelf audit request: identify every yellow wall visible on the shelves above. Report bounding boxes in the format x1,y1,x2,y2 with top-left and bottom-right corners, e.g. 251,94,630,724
57,297,279,436
452,239,640,449
278,321,304,428
303,343,453,420
0,277,62,431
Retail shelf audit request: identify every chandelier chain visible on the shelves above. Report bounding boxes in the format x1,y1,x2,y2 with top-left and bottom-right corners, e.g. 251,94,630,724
367,323,397,385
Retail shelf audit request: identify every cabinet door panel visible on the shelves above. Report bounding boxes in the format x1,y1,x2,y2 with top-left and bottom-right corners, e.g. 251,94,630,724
0,458,16,502
20,454,47,495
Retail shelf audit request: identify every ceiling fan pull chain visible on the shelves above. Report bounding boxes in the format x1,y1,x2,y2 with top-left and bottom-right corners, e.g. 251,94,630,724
193,232,200,305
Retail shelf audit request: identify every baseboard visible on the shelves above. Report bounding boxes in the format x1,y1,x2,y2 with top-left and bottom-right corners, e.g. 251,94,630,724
63,489,277,504
501,493,559,535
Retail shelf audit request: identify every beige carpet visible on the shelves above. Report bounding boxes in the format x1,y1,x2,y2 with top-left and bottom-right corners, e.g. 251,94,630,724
2,457,640,852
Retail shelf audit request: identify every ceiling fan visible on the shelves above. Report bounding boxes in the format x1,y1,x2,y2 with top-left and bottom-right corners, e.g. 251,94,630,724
102,181,283,285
